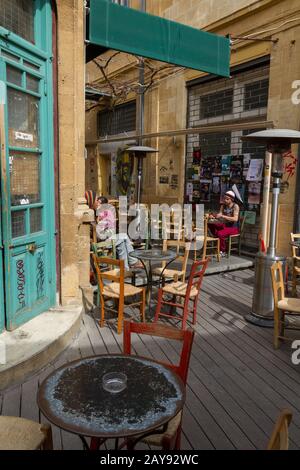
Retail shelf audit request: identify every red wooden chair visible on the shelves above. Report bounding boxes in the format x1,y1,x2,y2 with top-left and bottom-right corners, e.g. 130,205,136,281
154,259,209,330
123,320,195,450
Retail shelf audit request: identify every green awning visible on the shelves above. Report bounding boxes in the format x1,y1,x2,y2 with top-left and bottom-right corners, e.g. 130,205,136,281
89,0,230,77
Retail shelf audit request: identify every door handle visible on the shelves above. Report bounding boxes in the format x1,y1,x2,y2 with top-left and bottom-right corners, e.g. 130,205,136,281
27,243,37,254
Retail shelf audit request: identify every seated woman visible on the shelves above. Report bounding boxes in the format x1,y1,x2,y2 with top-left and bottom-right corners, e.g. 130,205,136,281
208,190,240,255
95,196,140,271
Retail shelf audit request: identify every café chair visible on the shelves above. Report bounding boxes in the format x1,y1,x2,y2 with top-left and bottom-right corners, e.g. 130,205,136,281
290,233,300,296
267,409,292,450
93,256,146,334
154,259,209,330
0,416,53,450
227,216,246,258
194,216,220,262
270,261,300,349
123,320,195,450
153,240,191,284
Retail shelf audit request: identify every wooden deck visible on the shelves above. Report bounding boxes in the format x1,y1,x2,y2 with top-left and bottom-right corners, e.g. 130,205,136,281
1,268,300,450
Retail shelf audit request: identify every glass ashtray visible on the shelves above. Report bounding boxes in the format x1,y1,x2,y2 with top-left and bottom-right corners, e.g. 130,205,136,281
102,372,127,394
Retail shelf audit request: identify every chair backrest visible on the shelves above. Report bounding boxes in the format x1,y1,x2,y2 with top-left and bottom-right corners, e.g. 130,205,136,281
290,233,300,258
123,320,195,385
186,259,209,299
91,239,116,259
162,240,191,274
267,409,292,450
239,215,246,234
93,255,125,295
270,261,285,306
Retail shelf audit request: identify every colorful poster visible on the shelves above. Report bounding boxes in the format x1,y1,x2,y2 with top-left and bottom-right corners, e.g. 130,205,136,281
212,156,222,175
221,155,232,175
230,157,243,183
243,153,251,177
199,179,211,202
212,176,221,194
246,159,263,181
248,182,261,204
241,210,256,225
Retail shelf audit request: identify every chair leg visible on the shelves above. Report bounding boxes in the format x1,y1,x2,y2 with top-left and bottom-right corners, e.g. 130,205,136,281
227,236,231,258
292,269,297,297
192,298,197,325
154,289,163,323
181,299,190,330
41,424,53,450
216,239,220,262
140,288,146,322
273,306,280,349
117,298,124,335
100,297,105,328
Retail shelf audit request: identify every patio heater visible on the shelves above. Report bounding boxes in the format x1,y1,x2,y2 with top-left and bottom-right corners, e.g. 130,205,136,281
127,146,158,208
127,146,158,241
242,129,300,327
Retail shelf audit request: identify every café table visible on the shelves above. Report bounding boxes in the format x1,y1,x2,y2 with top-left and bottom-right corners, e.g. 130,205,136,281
129,248,177,313
37,354,185,450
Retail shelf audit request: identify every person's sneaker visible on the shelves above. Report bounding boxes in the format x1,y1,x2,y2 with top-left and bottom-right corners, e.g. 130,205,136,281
220,251,227,258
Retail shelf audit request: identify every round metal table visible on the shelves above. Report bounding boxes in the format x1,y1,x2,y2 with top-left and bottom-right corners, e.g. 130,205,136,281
37,354,184,450
130,248,177,313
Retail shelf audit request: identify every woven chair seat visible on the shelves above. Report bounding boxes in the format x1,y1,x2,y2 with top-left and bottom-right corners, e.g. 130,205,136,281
0,416,51,450
162,281,198,298
278,297,300,313
103,282,143,298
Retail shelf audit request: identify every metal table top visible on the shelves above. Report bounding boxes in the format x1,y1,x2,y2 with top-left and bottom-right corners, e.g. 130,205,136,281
130,248,176,262
37,355,185,439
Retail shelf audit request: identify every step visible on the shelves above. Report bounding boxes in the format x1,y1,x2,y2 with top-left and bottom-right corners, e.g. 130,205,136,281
0,306,82,391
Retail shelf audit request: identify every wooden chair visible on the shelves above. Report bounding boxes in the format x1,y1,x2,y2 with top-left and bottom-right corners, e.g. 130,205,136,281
154,259,209,330
290,233,300,296
162,209,184,241
194,215,220,262
0,416,53,450
227,215,246,258
267,409,292,450
270,261,300,349
93,256,146,334
123,320,195,450
153,240,191,284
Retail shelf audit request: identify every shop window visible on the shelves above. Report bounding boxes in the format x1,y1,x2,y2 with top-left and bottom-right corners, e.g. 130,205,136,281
200,89,233,119
0,0,35,43
98,101,136,137
244,79,269,111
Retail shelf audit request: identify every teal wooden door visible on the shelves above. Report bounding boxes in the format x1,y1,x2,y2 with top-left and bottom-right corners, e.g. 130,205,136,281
0,41,56,330
0,80,4,332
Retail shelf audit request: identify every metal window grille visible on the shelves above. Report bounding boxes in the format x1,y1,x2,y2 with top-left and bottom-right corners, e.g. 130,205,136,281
98,101,136,137
0,0,35,43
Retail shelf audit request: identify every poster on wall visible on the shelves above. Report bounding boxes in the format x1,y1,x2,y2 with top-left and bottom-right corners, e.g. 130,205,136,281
243,154,251,177
221,155,232,175
212,176,221,194
246,159,263,181
248,182,261,204
199,180,211,202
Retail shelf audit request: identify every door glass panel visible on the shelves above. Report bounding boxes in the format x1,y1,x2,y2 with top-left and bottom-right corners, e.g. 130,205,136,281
30,207,42,233
0,0,35,43
7,65,22,87
23,60,40,71
10,152,40,206
26,75,39,93
11,210,26,238
7,88,39,148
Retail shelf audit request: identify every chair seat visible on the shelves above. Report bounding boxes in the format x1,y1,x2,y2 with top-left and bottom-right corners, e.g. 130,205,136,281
0,416,48,450
103,282,143,298
162,281,198,298
278,297,300,313
104,268,133,279
140,411,182,446
153,267,184,279
207,236,219,242
229,233,240,239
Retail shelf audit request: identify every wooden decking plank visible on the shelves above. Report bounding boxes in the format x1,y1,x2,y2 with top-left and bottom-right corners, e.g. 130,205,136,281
20,376,39,422
82,313,107,355
199,291,300,411
165,335,269,449
194,312,300,444
200,279,300,385
1,385,21,417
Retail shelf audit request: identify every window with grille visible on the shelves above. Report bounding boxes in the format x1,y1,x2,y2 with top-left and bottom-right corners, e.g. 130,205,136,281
186,62,270,251
98,102,136,137
0,0,35,43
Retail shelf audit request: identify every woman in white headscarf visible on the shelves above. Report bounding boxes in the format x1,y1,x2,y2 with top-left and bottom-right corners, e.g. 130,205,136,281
208,190,240,255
